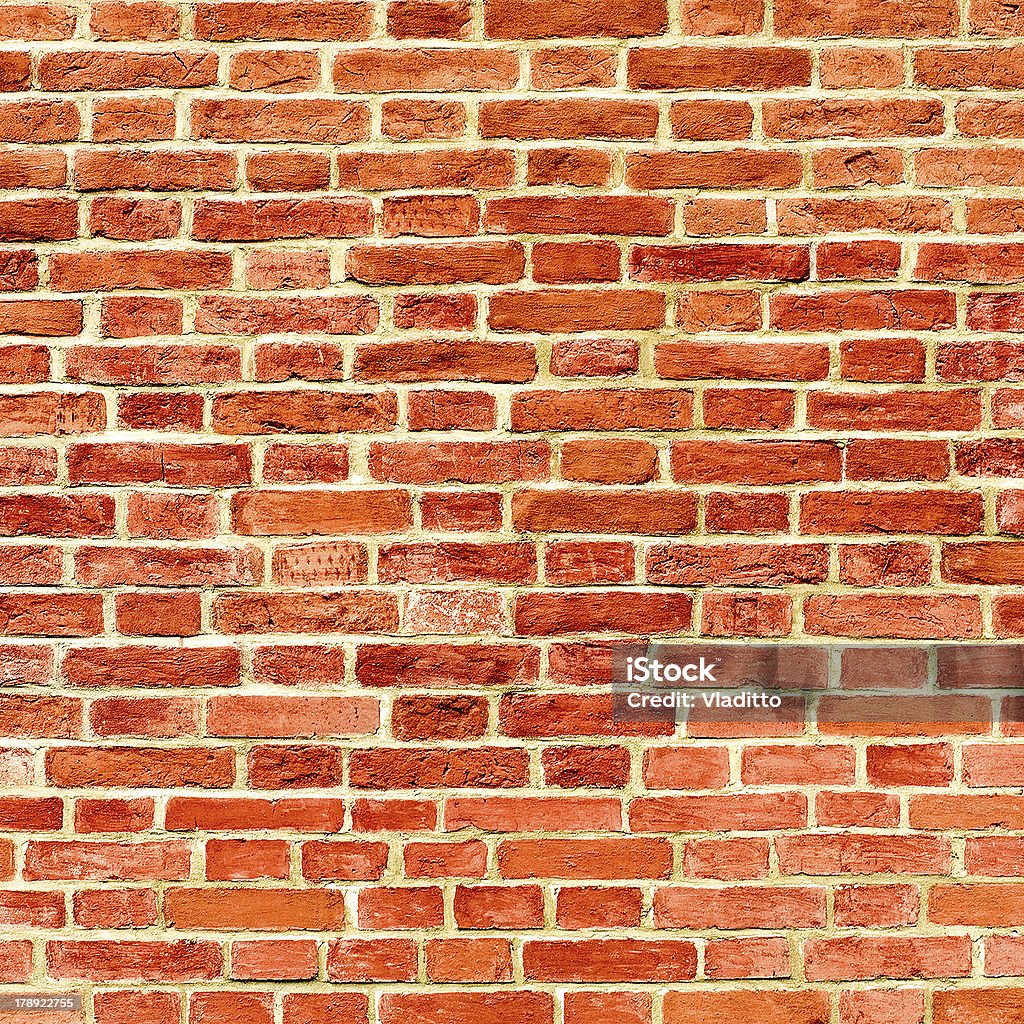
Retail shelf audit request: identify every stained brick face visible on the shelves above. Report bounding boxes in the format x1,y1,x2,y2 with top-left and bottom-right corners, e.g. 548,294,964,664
1,1,1023,1020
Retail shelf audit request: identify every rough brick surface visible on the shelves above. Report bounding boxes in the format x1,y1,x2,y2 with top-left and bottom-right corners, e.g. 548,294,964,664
2,1,1024,1020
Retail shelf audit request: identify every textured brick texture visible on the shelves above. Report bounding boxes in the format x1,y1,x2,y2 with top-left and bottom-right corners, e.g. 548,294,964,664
2,0,1024,1021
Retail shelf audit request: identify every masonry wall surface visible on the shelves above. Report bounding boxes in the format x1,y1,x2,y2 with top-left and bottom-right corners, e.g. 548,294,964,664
1,0,1023,1021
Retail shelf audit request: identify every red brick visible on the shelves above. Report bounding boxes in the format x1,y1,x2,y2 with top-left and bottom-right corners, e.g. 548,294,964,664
484,0,667,38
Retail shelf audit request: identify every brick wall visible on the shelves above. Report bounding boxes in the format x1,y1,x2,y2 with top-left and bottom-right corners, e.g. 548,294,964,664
2,0,1024,1021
